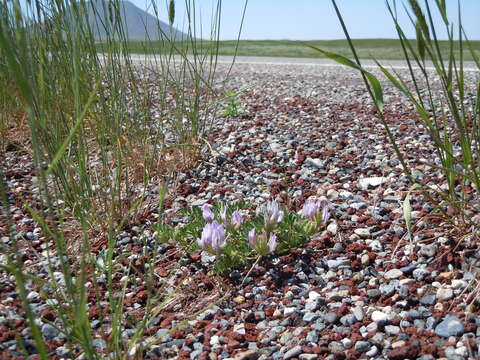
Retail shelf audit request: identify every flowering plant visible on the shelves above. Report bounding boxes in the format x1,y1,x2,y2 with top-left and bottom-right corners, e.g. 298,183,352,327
155,199,331,273
301,199,330,235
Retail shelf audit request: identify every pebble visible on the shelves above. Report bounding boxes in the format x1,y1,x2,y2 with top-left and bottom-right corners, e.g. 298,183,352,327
371,311,389,323
358,177,388,190
435,316,464,337
436,288,453,301
354,228,371,238
41,323,58,340
384,268,403,279
284,345,302,359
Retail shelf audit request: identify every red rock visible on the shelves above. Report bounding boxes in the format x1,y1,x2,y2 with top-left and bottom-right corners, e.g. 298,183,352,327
387,344,420,360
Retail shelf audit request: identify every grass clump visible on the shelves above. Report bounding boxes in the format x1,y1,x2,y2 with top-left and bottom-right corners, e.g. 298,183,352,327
0,0,248,357
310,0,480,230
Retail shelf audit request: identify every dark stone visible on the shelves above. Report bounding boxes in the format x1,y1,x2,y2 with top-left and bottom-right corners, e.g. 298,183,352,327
387,344,420,360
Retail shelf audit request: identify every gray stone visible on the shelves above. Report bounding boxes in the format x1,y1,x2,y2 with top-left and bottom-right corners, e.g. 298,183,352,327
299,355,318,360
435,316,464,337
379,283,396,297
420,294,436,306
329,341,344,352
371,311,388,323
413,268,429,281
340,314,358,326
385,325,401,336
41,323,58,340
419,244,437,257
436,288,453,302
384,268,403,279
355,341,371,352
323,312,338,324
365,345,379,357
352,307,364,321
367,289,381,299
303,312,319,322
358,177,388,190
92,338,107,350
284,345,302,359
354,228,371,238
306,330,318,343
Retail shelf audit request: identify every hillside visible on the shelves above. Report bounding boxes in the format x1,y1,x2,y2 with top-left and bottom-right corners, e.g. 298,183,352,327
86,0,187,40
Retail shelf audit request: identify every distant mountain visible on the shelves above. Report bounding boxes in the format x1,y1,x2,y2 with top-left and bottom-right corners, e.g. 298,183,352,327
85,0,188,40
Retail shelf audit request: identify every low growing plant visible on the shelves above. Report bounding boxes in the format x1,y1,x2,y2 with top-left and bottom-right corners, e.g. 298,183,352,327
221,89,244,117
154,199,331,273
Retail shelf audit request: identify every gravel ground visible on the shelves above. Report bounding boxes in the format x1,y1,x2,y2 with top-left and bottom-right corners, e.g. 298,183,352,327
1,61,480,360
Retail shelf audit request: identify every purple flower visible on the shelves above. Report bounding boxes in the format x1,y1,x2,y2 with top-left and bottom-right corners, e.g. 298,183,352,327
321,201,330,224
263,201,284,228
197,221,226,255
268,233,277,253
248,230,277,255
231,210,244,230
302,199,321,218
248,228,257,248
219,204,228,222
201,204,214,223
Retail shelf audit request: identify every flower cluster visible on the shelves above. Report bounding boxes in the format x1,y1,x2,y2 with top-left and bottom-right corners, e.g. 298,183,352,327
194,199,330,260
301,199,330,234
197,221,226,255
248,228,277,256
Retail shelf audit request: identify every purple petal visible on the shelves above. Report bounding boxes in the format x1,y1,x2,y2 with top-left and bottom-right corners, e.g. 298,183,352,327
268,233,277,253
201,204,214,222
248,228,257,248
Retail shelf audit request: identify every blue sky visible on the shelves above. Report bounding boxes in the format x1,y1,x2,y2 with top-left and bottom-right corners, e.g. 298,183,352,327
132,0,480,40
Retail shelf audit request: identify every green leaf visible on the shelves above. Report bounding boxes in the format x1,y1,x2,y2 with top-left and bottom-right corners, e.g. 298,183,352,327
168,0,175,26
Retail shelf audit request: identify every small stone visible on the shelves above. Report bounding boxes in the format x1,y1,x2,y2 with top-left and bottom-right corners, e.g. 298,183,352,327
355,341,371,352
367,289,381,299
384,269,403,279
451,280,467,289
284,345,302,359
371,311,389,323
305,330,318,343
419,244,437,257
233,296,245,304
420,294,436,306
210,335,220,346
391,340,406,348
340,314,357,326
284,307,296,316
358,177,388,190
299,355,318,360
308,291,322,301
361,254,370,265
354,228,370,238
41,323,58,340
435,316,464,337
341,338,353,349
365,345,379,357
327,223,338,235
92,338,107,350
385,325,401,336
380,283,396,297
323,312,339,324
436,288,453,302
352,307,364,321
413,268,429,281
332,241,343,252
387,344,419,360
303,312,319,322
234,349,261,360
